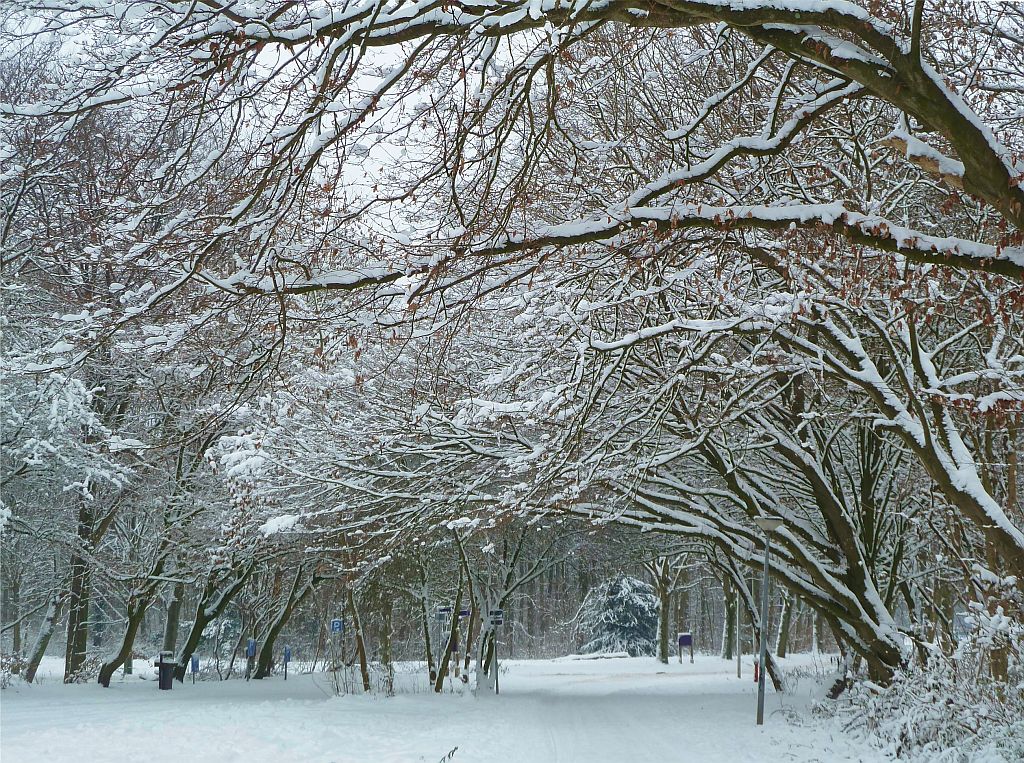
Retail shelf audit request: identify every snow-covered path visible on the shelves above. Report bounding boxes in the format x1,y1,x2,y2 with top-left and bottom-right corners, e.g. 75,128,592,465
1,655,886,762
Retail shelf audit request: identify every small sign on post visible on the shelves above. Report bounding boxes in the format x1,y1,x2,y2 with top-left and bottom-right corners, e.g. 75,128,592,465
245,638,257,681
678,632,694,664
190,654,199,684
283,645,292,681
328,618,343,692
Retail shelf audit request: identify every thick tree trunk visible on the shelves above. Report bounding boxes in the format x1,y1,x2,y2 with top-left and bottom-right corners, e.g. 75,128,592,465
775,594,794,658
812,612,824,654
255,570,313,679
64,501,93,682
64,557,90,682
97,598,149,687
721,581,735,660
24,594,62,683
173,564,254,681
433,583,463,692
162,582,185,654
476,627,496,692
98,550,170,687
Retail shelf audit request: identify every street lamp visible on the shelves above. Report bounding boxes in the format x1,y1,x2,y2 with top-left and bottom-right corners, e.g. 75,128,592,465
753,515,784,726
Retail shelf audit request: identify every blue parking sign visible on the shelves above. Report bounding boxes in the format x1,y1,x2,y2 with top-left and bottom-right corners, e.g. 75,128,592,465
330,618,344,634
283,646,292,663
190,655,199,673
247,638,257,657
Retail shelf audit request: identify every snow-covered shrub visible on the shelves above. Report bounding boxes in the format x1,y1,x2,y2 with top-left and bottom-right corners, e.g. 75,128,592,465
0,653,27,688
64,655,103,684
829,577,1023,762
577,575,658,657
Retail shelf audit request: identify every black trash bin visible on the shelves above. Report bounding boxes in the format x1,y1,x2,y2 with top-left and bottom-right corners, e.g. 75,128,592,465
156,651,174,690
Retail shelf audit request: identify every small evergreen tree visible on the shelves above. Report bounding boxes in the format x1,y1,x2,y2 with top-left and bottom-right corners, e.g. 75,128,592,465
577,576,659,657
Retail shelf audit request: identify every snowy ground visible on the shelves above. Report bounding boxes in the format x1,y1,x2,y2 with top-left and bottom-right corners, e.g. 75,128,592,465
1,654,887,762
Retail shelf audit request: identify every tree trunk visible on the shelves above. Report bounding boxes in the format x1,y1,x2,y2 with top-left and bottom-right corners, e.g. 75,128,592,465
476,627,496,692
418,567,434,681
226,624,246,680
658,585,670,664
97,598,149,687
721,581,735,660
174,564,254,681
433,582,463,693
162,582,185,654
380,597,394,696
463,598,479,673
4,577,21,660
346,587,370,692
64,502,93,682
24,594,62,683
812,612,824,655
64,559,91,682
255,569,313,679
775,594,794,658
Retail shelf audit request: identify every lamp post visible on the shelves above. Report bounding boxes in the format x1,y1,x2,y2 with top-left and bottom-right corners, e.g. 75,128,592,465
753,516,784,726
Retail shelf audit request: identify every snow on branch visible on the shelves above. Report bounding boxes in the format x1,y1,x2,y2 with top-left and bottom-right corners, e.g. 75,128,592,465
471,203,1024,277
879,127,966,190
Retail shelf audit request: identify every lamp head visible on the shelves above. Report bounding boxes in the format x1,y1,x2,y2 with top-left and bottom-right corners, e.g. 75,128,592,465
753,516,784,534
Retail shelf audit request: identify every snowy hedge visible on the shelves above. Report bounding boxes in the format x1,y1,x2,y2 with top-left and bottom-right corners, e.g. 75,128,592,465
828,589,1024,762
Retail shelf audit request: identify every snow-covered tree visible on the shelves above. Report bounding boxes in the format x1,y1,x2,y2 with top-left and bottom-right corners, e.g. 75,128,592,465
578,576,659,657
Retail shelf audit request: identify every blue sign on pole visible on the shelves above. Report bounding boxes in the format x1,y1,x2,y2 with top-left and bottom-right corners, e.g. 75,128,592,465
190,655,199,673
330,618,344,634
678,633,693,648
459,609,470,618
283,646,292,663
247,638,257,657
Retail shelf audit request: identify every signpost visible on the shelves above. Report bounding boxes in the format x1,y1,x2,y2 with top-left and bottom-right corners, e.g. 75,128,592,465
246,638,257,681
190,654,199,684
283,645,292,681
435,606,455,677
488,609,504,695
328,618,343,694
677,632,694,664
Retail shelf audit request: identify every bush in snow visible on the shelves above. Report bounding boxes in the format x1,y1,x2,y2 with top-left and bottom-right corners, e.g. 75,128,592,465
0,652,27,688
577,575,658,657
828,573,1023,762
